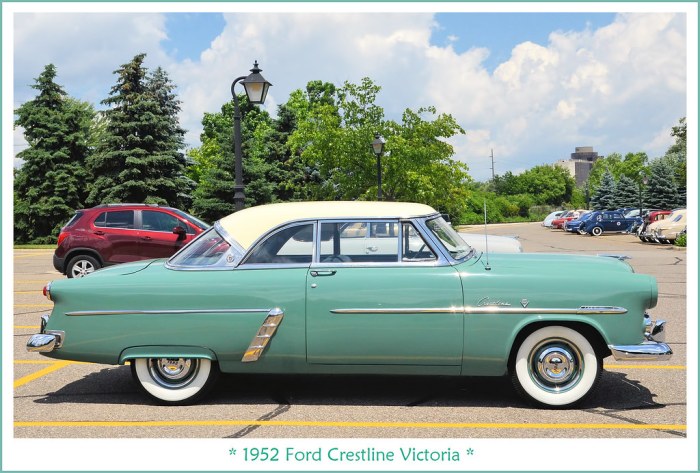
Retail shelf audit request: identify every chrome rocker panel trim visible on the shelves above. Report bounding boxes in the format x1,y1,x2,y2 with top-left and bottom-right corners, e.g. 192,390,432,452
65,308,271,316
330,305,628,315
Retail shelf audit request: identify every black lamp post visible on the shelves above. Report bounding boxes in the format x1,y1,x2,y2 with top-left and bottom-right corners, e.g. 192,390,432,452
371,133,386,200
638,171,649,219
231,61,272,211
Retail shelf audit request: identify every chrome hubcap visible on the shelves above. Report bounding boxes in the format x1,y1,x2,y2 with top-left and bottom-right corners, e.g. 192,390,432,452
529,339,582,393
148,358,199,389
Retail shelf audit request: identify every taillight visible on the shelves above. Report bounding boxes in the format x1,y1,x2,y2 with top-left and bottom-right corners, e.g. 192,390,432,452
57,232,67,246
43,282,52,301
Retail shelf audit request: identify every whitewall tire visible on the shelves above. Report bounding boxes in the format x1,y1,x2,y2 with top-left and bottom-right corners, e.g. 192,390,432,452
131,357,219,405
512,326,601,408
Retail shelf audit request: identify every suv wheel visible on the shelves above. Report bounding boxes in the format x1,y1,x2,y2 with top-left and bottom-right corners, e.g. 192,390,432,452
67,255,101,278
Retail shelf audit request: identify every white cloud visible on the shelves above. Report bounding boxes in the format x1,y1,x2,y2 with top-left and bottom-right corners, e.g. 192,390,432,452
10,10,688,182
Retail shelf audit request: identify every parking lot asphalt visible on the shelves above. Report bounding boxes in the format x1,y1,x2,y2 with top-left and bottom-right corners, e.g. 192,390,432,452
10,224,690,445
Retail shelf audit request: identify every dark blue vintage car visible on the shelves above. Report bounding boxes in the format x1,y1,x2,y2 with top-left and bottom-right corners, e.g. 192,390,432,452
581,211,642,236
565,212,594,234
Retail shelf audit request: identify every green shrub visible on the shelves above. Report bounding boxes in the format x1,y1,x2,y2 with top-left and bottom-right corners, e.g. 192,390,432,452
675,232,687,247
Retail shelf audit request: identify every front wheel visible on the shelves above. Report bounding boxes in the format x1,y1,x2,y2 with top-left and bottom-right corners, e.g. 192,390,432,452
590,226,603,236
131,357,219,405
511,326,602,408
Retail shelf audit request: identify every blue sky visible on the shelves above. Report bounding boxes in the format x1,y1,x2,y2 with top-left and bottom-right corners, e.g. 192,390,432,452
8,6,693,182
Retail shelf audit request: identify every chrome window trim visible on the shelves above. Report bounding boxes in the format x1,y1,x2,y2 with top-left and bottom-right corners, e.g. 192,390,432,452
166,224,245,271
400,220,441,264
65,308,271,316
412,215,471,265
330,306,628,315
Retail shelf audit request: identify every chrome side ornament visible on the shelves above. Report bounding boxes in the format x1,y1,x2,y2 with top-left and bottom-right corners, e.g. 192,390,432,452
241,308,285,362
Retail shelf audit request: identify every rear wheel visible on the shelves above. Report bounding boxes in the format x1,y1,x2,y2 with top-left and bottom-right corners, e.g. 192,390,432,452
511,326,602,408
131,357,219,405
66,255,101,278
590,226,603,236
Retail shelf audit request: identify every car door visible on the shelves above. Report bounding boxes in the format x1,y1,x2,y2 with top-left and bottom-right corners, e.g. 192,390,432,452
91,210,139,264
306,219,464,368
139,209,196,259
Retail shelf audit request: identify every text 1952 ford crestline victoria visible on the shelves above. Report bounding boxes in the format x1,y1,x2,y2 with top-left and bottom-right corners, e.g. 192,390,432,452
28,201,672,407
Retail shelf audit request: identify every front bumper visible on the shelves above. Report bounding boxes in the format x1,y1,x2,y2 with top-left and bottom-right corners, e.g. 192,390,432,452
26,314,64,353
609,316,672,361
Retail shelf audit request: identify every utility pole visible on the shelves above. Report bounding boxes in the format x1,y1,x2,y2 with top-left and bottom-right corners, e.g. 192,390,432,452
490,149,495,180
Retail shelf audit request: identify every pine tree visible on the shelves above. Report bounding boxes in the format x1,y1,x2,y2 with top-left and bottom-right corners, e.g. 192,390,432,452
644,159,679,210
613,174,640,209
14,64,94,243
86,54,190,207
590,170,616,210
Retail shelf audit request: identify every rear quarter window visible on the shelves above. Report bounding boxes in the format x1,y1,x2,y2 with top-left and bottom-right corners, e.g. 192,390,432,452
63,212,84,228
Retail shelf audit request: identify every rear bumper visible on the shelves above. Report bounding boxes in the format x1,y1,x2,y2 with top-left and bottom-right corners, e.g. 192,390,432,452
609,318,672,361
53,253,65,273
26,314,64,353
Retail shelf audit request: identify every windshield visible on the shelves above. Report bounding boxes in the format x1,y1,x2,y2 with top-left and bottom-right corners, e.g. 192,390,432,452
425,217,473,261
168,208,211,231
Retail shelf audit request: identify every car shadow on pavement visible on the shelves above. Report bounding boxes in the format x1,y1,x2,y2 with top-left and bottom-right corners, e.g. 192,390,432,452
32,365,663,411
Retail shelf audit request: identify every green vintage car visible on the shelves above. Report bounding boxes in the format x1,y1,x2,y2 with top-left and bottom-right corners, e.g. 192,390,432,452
27,201,672,407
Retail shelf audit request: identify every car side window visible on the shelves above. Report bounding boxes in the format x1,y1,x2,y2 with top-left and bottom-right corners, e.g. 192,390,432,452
142,210,188,233
93,210,135,229
402,223,436,262
244,223,314,265
320,221,399,263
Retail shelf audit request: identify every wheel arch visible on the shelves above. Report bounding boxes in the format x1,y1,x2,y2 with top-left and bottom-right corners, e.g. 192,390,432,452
65,248,105,266
506,320,610,373
119,345,218,365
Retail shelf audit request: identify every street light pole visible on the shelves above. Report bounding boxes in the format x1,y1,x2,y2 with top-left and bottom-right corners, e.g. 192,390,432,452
371,133,386,201
231,61,272,211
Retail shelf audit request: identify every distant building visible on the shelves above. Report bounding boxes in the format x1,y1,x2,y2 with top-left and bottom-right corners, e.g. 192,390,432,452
555,146,601,186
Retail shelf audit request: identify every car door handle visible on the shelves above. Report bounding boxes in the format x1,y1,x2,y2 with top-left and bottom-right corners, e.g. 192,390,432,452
310,270,337,277
366,246,378,252
141,236,152,241
93,230,105,236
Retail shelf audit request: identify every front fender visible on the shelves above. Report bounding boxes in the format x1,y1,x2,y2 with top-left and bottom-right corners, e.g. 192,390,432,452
119,346,217,365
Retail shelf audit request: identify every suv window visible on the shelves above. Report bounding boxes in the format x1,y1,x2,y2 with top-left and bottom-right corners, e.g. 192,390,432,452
142,210,189,233
93,210,135,229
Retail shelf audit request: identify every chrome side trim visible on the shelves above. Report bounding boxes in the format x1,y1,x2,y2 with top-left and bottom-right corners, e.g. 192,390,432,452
242,308,285,362
65,308,271,316
330,307,462,315
330,306,627,315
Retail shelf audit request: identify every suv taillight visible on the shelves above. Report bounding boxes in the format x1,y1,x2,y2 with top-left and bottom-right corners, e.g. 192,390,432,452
57,232,67,246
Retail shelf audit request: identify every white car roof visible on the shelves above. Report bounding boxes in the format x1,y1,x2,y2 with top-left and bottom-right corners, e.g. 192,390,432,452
219,201,438,249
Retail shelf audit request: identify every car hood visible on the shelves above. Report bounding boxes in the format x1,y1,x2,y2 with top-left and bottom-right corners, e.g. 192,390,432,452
466,252,635,275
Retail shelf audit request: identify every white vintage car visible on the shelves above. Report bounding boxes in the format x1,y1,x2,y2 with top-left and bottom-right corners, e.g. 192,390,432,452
458,233,523,253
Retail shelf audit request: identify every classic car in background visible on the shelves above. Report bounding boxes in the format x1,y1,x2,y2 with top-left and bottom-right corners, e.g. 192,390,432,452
28,201,671,408
564,212,595,234
638,210,672,242
647,208,687,244
551,210,588,230
580,210,642,236
542,210,565,228
53,204,210,278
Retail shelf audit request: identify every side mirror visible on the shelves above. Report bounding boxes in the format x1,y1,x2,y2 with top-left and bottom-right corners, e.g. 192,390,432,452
172,226,187,241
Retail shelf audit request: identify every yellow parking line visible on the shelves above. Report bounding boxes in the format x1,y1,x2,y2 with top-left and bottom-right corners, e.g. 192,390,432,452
14,325,40,329
12,420,686,430
14,304,52,308
14,361,73,388
605,364,685,370
15,291,40,294
14,254,51,259
15,280,54,283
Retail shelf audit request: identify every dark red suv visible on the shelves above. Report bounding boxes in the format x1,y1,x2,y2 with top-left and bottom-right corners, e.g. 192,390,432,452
53,204,210,278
